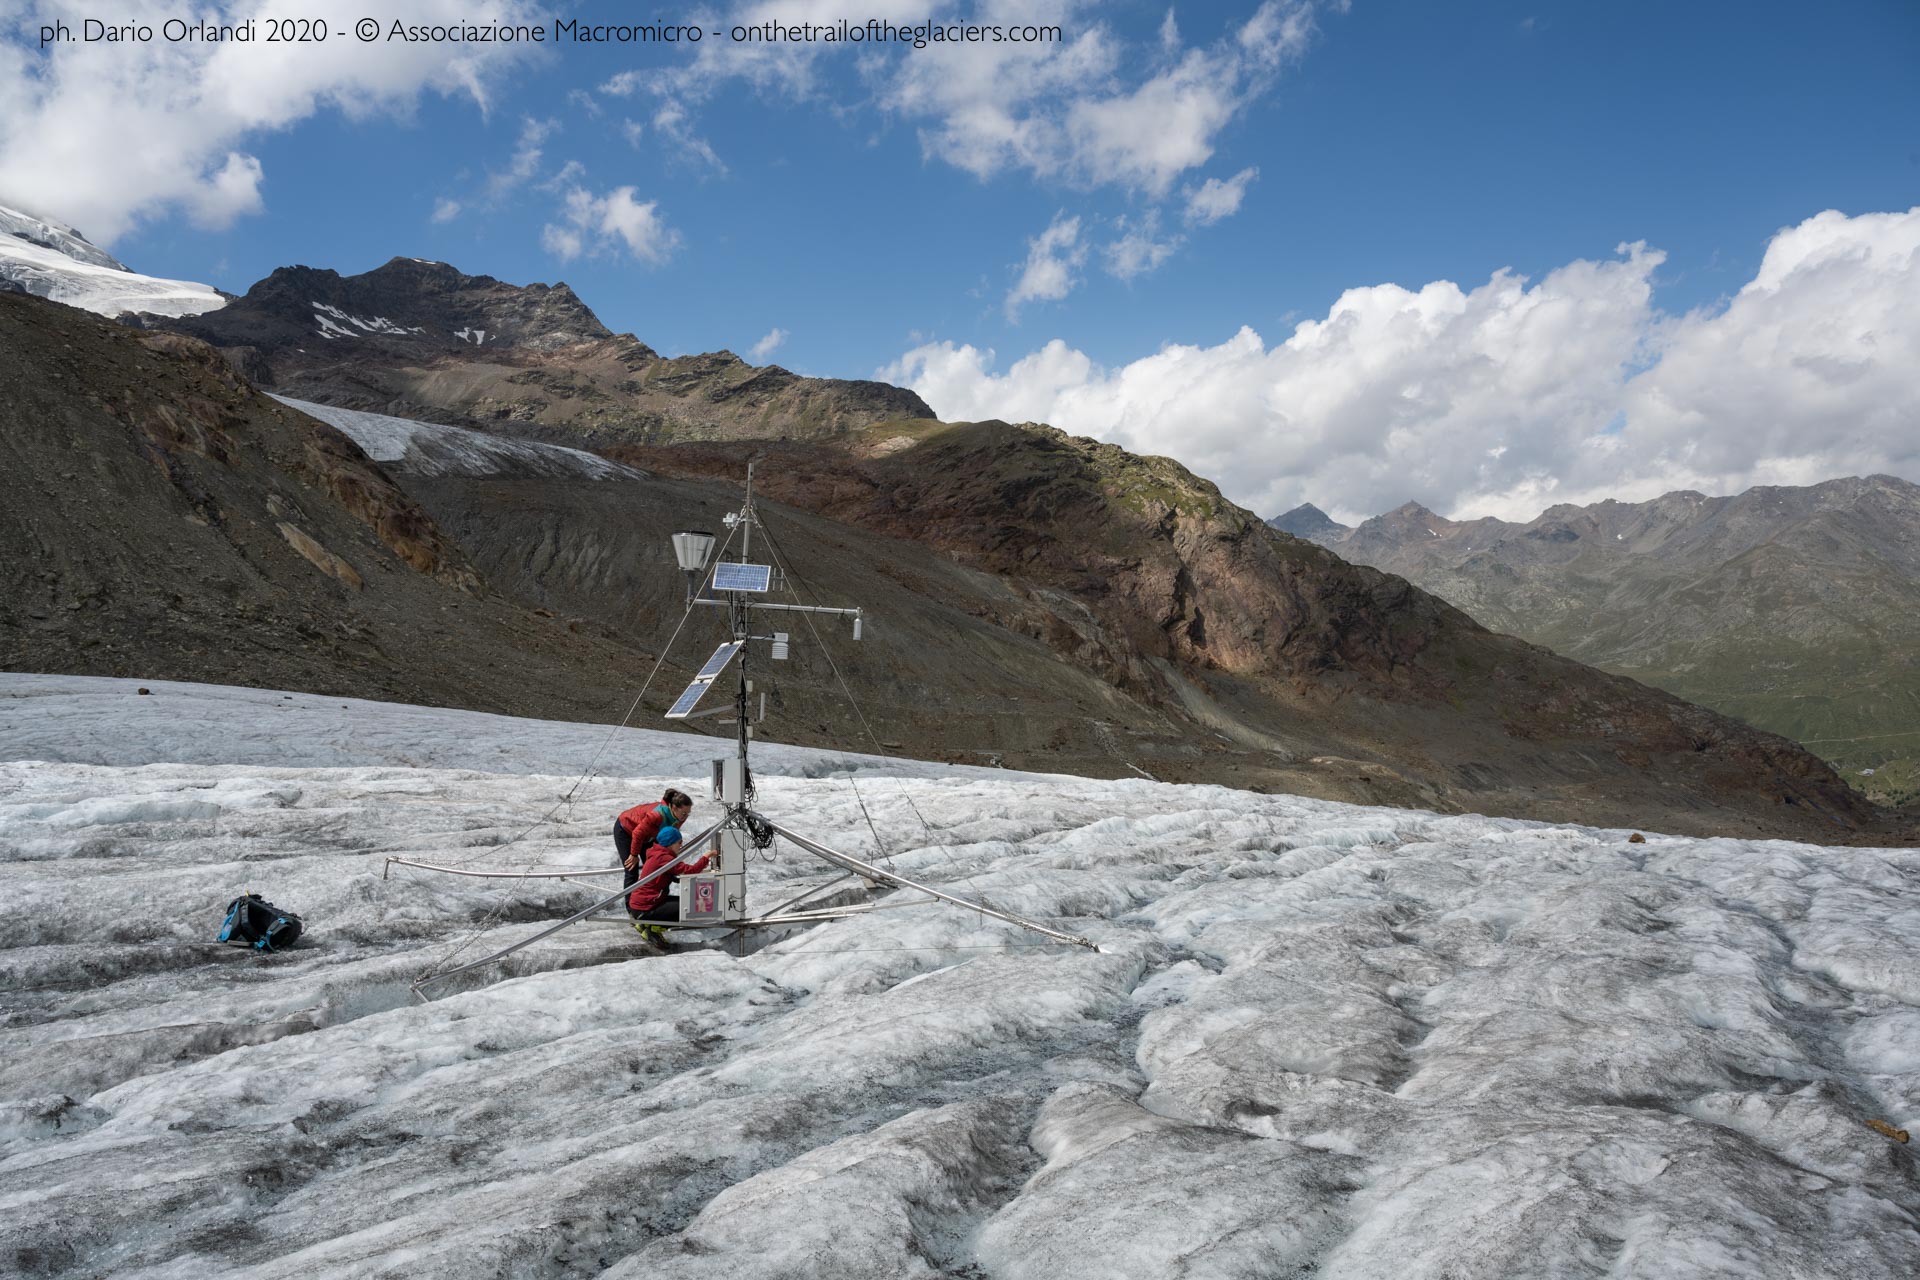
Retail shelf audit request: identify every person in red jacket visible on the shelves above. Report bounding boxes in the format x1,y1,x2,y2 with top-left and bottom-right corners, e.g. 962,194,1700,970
615,788,692,894
627,826,711,939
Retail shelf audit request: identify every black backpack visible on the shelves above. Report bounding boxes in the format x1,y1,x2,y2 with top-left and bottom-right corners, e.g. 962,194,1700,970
217,893,304,951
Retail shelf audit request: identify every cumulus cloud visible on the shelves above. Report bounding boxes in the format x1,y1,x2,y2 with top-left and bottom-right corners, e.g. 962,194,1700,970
0,0,543,242
750,327,789,360
884,208,1920,522
431,197,463,224
543,186,681,265
1184,166,1258,225
1006,212,1086,319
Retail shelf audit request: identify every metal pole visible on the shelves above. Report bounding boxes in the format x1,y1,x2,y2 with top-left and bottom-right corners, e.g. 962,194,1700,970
767,820,1099,951
410,819,723,994
742,458,754,560
386,859,624,880
387,817,722,883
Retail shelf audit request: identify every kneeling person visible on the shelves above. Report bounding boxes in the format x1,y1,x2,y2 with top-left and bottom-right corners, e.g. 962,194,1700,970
626,826,711,939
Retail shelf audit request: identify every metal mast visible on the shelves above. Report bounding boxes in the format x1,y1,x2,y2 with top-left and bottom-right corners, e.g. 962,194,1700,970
402,459,1097,994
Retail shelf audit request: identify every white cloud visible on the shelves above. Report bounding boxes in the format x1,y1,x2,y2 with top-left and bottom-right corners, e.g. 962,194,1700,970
884,209,1920,523
653,99,727,174
0,0,543,243
431,197,463,224
540,159,588,192
599,1,1330,200
622,119,646,148
886,1,1321,196
540,223,585,261
1104,212,1182,280
1621,208,1920,493
749,327,790,360
1006,212,1086,320
1184,166,1258,225
543,186,681,265
185,152,267,227
488,117,558,198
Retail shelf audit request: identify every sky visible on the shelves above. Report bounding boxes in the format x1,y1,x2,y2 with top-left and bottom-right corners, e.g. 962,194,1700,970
2,0,1917,522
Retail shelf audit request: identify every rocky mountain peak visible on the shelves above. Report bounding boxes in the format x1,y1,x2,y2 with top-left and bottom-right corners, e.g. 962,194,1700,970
1266,502,1352,543
1359,500,1456,541
148,251,931,442
212,257,612,353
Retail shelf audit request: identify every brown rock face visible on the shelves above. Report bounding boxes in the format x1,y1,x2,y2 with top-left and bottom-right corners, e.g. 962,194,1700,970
612,420,1903,843
144,257,931,446
0,290,662,722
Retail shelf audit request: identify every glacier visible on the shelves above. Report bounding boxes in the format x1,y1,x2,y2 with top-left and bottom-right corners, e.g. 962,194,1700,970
1,672,1915,1277
0,204,225,320
275,397,647,483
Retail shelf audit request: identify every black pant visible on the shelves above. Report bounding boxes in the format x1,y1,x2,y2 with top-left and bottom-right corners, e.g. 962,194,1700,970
628,895,680,924
613,820,637,892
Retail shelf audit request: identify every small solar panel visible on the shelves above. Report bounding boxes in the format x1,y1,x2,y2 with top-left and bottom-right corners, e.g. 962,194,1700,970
664,682,711,720
711,562,773,593
695,641,745,681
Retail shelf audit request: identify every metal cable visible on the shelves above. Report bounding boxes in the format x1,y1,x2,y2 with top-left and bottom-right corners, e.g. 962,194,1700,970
757,513,1002,906
413,521,740,978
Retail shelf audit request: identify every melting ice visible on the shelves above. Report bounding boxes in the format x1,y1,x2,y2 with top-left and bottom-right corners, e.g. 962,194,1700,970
1,674,1915,1277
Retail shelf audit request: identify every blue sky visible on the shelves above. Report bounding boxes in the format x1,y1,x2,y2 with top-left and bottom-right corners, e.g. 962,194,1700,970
88,0,1916,372
5,0,1918,517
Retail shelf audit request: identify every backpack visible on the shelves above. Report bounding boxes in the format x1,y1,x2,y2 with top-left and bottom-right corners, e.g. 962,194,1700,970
217,893,304,951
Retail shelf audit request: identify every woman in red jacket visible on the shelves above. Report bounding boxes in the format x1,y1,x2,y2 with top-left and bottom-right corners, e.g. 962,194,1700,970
627,826,712,938
614,788,692,894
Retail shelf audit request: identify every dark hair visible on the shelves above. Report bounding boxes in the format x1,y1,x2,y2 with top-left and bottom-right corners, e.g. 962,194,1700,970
662,788,693,809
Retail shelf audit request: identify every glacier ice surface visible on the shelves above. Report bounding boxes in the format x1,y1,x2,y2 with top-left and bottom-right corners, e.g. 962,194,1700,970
1,673,1916,1277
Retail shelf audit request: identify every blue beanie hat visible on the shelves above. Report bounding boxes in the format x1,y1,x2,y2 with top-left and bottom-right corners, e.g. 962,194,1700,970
656,826,683,847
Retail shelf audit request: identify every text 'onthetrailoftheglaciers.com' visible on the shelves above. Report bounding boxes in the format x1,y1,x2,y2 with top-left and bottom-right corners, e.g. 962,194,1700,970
37,16,1066,49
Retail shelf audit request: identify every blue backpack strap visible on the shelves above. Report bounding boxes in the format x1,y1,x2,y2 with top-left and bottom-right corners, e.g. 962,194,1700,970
216,900,242,943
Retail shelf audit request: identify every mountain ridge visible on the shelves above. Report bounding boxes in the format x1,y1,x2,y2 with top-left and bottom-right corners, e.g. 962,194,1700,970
1288,476,1920,805
147,256,932,443
7,255,1905,838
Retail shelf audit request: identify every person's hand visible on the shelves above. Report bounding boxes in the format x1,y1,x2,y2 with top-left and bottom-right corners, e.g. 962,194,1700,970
624,854,637,870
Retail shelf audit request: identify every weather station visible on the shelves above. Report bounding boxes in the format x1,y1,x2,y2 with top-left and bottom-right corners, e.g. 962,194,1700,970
393,461,1094,997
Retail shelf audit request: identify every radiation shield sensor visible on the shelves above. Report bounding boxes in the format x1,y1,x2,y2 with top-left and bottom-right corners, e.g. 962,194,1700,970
671,530,717,574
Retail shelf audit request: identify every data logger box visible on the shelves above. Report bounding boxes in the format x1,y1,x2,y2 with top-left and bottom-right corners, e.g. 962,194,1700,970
677,873,728,925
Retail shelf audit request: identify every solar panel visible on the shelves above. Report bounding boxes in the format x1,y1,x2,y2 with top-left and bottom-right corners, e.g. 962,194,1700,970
695,640,745,681
664,681,711,720
711,562,773,593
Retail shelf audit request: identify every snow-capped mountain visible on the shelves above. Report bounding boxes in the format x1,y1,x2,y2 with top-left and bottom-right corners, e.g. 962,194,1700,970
0,201,225,319
2,673,1915,1277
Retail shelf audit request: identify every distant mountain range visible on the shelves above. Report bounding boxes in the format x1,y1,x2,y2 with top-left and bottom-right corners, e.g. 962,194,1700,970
0,220,1908,841
1270,480,1920,807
